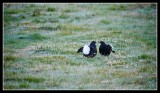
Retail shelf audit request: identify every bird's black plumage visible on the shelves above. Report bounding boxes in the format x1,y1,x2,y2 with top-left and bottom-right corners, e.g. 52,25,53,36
99,41,115,56
77,41,97,58
83,41,97,58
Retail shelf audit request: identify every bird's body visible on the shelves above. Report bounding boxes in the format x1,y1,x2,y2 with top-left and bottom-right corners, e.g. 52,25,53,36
77,41,97,58
99,41,115,56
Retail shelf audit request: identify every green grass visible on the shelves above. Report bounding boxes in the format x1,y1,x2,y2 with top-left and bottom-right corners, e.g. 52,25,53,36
4,54,18,61
32,9,41,17
47,7,56,12
3,3,157,90
138,54,155,59
100,20,112,25
19,83,30,88
59,13,69,19
29,33,48,40
4,76,45,83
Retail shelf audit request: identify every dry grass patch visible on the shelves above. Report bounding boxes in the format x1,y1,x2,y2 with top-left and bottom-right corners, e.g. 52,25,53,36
111,70,139,78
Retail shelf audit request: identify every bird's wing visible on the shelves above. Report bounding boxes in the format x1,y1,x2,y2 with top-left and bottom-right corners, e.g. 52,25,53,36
106,44,112,50
90,46,97,54
107,44,115,53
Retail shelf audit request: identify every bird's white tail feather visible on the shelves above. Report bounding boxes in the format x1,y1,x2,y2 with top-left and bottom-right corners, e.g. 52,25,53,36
83,45,90,54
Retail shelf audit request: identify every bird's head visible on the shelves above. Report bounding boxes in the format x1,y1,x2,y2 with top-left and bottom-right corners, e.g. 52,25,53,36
99,41,105,44
90,41,96,47
90,41,96,44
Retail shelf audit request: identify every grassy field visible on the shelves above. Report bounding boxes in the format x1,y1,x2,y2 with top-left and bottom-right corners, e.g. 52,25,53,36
3,3,157,90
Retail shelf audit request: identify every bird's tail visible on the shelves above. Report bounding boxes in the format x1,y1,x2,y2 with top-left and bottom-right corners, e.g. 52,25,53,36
77,49,82,53
112,50,115,53
77,47,83,53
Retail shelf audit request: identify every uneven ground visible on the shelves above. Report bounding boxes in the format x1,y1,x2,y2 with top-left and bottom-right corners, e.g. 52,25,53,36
3,3,157,90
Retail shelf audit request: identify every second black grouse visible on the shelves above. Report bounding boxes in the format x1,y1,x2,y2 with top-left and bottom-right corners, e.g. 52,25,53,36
99,41,115,56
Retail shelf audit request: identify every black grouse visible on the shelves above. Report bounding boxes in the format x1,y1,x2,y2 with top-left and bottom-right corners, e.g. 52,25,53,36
77,41,97,58
99,41,115,56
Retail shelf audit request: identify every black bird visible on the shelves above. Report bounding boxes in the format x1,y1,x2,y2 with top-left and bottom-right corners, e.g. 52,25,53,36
99,41,115,56
77,41,97,58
